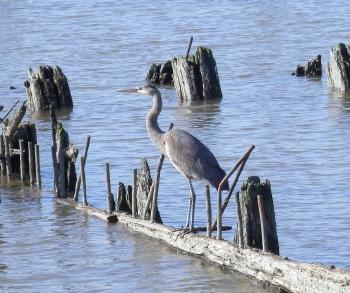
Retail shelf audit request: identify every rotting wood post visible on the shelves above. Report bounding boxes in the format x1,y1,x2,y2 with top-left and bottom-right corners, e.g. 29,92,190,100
81,156,87,206
0,135,5,175
105,162,115,213
51,145,59,193
19,139,25,182
142,181,154,220
235,192,244,248
132,169,137,218
257,194,268,252
4,135,11,176
205,185,212,237
217,190,223,240
34,144,41,188
185,36,193,59
58,148,65,197
74,135,91,201
28,141,35,184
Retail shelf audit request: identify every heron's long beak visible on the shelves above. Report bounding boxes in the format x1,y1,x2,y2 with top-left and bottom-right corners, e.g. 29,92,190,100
115,86,141,93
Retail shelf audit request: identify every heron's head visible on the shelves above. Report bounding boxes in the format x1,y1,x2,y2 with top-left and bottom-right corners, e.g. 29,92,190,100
136,84,160,96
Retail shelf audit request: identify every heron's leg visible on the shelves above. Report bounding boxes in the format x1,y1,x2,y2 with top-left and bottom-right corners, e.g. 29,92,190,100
188,179,196,230
185,193,192,228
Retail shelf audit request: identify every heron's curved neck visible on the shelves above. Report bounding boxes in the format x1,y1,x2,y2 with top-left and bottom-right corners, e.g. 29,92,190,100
146,92,165,151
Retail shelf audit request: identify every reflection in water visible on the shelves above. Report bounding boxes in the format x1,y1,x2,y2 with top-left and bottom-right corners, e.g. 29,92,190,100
328,90,350,115
175,98,222,128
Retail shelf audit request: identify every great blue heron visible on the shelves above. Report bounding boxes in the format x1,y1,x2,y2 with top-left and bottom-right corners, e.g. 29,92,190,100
122,84,229,230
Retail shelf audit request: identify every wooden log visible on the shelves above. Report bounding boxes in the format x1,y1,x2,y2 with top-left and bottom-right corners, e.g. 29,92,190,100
239,176,279,255
58,148,65,197
257,194,268,252
51,145,59,192
19,140,25,182
81,156,87,206
4,135,11,176
105,162,115,213
73,135,90,201
327,43,350,92
132,168,137,218
25,65,73,111
235,192,244,248
34,144,41,188
0,135,5,175
205,185,212,237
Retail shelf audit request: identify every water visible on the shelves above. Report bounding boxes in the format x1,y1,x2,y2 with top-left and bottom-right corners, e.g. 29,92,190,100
1,0,350,291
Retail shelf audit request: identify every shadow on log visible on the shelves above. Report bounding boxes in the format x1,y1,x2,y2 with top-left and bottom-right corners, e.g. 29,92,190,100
236,176,279,255
25,65,73,111
172,46,222,101
327,43,350,92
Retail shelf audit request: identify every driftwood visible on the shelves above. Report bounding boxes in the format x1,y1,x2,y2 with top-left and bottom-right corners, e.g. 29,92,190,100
172,46,222,101
50,106,78,197
294,55,322,77
237,176,279,255
327,43,350,92
57,197,350,293
25,65,73,111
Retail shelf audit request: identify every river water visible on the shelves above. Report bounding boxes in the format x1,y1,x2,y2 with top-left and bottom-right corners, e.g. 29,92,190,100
1,0,350,291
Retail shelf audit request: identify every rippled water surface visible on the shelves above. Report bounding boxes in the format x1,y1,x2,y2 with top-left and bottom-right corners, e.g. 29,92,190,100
1,0,350,291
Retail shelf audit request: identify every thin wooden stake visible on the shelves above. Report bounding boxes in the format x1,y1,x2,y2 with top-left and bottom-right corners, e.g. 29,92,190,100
74,135,91,201
19,139,25,182
0,135,5,175
235,192,243,248
81,156,87,206
105,162,114,213
217,190,222,240
185,36,194,59
34,144,41,188
205,185,212,237
51,145,59,193
132,168,137,218
28,141,34,184
58,148,65,197
258,194,268,252
4,135,11,176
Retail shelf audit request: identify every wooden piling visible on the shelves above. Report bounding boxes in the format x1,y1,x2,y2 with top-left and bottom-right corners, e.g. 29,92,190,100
4,135,11,176
51,145,59,192
142,181,154,220
257,194,268,252
19,139,25,182
0,135,5,175
217,190,223,240
34,144,41,188
74,135,91,201
235,192,244,248
81,156,87,206
205,185,212,237
132,168,137,218
58,148,65,197
28,141,35,184
185,36,193,59
105,162,114,213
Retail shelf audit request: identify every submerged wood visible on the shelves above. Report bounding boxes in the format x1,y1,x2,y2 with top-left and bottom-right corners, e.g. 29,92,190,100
57,197,350,293
25,65,73,111
327,43,350,92
172,46,222,101
294,55,322,77
238,176,279,255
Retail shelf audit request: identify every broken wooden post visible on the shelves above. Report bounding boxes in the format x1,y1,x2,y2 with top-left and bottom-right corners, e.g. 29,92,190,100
58,148,65,197
0,135,5,175
25,65,73,111
185,36,194,59
34,144,41,188
293,55,322,77
74,135,91,201
217,189,223,240
19,139,25,182
257,194,268,252
4,135,11,176
235,192,244,248
117,182,131,213
51,145,58,192
238,176,279,255
81,156,87,206
105,162,115,213
172,46,222,101
205,185,212,237
132,168,137,218
327,43,350,92
28,141,34,184
4,101,26,142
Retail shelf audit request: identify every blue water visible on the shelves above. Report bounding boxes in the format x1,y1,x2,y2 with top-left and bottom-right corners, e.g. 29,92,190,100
1,0,350,291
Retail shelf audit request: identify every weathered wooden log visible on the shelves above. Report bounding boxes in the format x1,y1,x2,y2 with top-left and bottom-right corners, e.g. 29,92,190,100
57,196,350,293
327,43,350,92
50,106,78,196
205,185,212,237
28,141,35,185
81,156,87,206
238,176,279,255
34,144,41,188
4,101,27,142
172,46,222,101
105,162,115,213
235,192,244,248
294,55,322,77
19,140,25,182
116,182,131,213
25,65,73,111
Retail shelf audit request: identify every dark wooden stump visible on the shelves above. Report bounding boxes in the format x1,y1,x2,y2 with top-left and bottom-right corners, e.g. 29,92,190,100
294,55,322,77
236,176,279,255
25,65,73,111
172,46,222,101
146,61,173,85
327,43,350,92
116,182,132,213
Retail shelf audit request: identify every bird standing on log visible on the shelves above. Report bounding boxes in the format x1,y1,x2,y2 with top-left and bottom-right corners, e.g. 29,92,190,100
123,84,228,231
